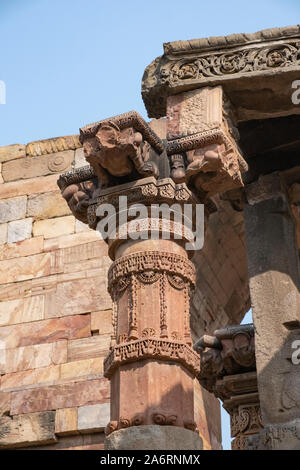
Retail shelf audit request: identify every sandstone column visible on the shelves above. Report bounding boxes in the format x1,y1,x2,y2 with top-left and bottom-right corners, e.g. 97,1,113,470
244,173,300,450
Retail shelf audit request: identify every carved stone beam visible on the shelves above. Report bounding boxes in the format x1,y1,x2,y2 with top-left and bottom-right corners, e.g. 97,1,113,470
142,25,300,122
79,111,165,188
194,324,262,450
165,86,248,199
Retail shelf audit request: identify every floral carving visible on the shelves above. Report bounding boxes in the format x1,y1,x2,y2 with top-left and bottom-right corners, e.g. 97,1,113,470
137,270,160,284
152,413,177,425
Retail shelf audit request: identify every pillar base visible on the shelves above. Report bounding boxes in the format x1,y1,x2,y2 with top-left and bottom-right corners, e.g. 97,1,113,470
104,425,203,450
246,420,300,450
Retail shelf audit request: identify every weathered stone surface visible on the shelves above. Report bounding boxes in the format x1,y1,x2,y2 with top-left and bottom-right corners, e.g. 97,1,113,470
43,230,102,251
1,340,67,374
0,223,7,245
7,218,32,243
0,236,43,261
0,391,11,417
142,25,300,121
0,295,44,327
0,252,51,284
33,215,75,239
78,403,110,433
0,411,56,448
60,357,104,381
75,219,93,233
55,407,78,436
0,174,59,200
0,314,91,348
25,432,105,450
244,177,300,426
27,191,71,220
91,310,113,335
0,144,25,163
10,378,110,415
67,335,111,362
0,163,3,184
105,425,203,450
26,135,80,156
0,365,60,392
2,150,74,182
246,420,300,450
44,277,111,318
0,196,27,223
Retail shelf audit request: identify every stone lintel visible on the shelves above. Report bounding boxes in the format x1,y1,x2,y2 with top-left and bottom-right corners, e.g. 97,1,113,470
142,25,300,121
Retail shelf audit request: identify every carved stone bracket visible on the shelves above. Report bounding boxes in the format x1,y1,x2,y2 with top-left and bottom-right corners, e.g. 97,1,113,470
79,111,165,188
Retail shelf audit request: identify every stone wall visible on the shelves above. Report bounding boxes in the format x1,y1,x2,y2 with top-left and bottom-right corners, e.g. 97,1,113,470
0,128,249,449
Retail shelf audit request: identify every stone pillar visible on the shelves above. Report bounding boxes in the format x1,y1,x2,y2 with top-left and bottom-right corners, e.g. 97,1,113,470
194,324,262,450
244,173,300,449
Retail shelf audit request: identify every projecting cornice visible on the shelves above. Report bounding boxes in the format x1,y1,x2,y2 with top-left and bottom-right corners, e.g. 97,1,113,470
142,25,300,121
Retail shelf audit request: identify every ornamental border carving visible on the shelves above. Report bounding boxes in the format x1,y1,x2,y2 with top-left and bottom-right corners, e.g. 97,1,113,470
108,251,195,295
103,337,200,378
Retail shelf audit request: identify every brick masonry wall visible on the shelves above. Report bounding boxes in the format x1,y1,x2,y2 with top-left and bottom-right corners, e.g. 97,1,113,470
0,127,249,450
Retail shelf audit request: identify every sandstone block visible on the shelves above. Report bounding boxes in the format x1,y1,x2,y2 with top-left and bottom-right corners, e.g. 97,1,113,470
55,408,78,436
0,163,3,184
33,215,75,239
0,196,27,223
0,174,59,200
67,335,111,362
7,218,32,243
91,309,113,335
2,150,74,182
78,403,110,433
0,314,90,348
0,236,43,261
61,240,108,264
44,277,111,319
0,411,56,448
0,295,44,327
104,426,203,450
10,378,110,415
0,252,51,284
60,357,104,381
43,231,102,251
74,147,86,168
0,144,25,163
27,191,70,220
0,223,7,245
0,365,60,392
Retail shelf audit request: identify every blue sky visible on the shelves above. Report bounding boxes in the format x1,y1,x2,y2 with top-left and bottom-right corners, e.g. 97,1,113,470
0,0,295,449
